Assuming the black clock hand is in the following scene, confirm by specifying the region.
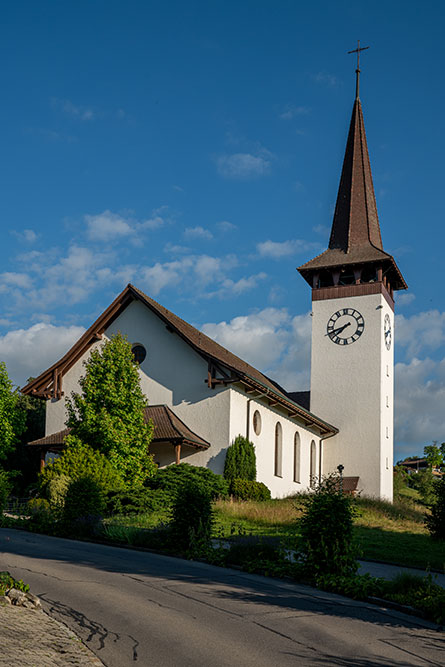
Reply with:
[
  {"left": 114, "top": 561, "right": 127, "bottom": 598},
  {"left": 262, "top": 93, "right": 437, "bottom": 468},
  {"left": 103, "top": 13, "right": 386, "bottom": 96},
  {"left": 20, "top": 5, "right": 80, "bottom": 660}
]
[{"left": 326, "top": 322, "right": 351, "bottom": 337}]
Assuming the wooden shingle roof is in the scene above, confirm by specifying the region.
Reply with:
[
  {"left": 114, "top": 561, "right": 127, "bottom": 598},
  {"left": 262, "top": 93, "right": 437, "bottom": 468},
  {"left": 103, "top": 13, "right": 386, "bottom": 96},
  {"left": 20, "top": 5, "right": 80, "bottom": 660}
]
[{"left": 28, "top": 405, "right": 210, "bottom": 450}]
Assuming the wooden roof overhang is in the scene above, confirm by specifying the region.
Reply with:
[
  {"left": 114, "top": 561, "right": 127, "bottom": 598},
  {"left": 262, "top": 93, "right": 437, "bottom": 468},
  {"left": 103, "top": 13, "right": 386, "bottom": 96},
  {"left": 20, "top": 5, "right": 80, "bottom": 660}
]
[{"left": 28, "top": 405, "right": 210, "bottom": 452}]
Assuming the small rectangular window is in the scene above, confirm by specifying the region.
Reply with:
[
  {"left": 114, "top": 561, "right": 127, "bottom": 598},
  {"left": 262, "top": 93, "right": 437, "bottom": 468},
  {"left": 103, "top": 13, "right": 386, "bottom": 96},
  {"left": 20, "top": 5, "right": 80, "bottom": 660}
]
[
  {"left": 386, "top": 457, "right": 389, "bottom": 470},
  {"left": 386, "top": 426, "right": 389, "bottom": 439},
  {"left": 386, "top": 395, "right": 389, "bottom": 408},
  {"left": 386, "top": 365, "right": 390, "bottom": 377}
]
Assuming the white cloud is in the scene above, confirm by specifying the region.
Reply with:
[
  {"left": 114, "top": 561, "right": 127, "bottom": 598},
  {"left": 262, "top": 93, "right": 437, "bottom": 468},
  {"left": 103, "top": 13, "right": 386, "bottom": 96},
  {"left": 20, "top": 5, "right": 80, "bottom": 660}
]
[
  {"left": 140, "top": 254, "right": 240, "bottom": 297},
  {"left": 396, "top": 310, "right": 445, "bottom": 358},
  {"left": 216, "top": 153, "right": 270, "bottom": 179},
  {"left": 52, "top": 98, "right": 95, "bottom": 121},
  {"left": 184, "top": 226, "right": 213, "bottom": 240},
  {"left": 202, "top": 309, "right": 311, "bottom": 390},
  {"left": 257, "top": 239, "right": 319, "bottom": 259},
  {"left": 395, "top": 292, "right": 415, "bottom": 307},
  {"left": 395, "top": 356, "right": 445, "bottom": 452},
  {"left": 314, "top": 72, "right": 339, "bottom": 87},
  {"left": 206, "top": 272, "right": 267, "bottom": 299},
  {"left": 0, "top": 272, "right": 33, "bottom": 289},
  {"left": 0, "top": 322, "right": 85, "bottom": 387},
  {"left": 313, "top": 224, "right": 330, "bottom": 238},
  {"left": 85, "top": 209, "right": 167, "bottom": 243},
  {"left": 12, "top": 229, "right": 38, "bottom": 243},
  {"left": 280, "top": 105, "right": 310, "bottom": 120},
  {"left": 86, "top": 211, "right": 133, "bottom": 242},
  {"left": 217, "top": 220, "right": 237, "bottom": 232}
]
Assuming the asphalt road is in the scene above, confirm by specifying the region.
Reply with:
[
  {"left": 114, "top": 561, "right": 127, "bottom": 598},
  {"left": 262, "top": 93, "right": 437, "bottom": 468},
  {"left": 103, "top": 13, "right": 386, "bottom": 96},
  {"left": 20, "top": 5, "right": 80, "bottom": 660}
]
[{"left": 0, "top": 528, "right": 443, "bottom": 667}]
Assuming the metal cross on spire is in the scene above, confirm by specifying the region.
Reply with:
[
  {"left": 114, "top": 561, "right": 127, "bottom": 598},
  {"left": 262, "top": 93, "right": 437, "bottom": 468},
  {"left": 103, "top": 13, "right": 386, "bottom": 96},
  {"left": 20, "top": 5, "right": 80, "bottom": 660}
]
[{"left": 348, "top": 40, "right": 370, "bottom": 99}]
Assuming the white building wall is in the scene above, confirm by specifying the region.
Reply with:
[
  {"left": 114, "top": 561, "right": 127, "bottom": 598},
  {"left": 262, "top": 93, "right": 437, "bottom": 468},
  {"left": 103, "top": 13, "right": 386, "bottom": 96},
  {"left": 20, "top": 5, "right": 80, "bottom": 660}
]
[
  {"left": 311, "top": 291, "right": 394, "bottom": 500},
  {"left": 229, "top": 386, "right": 321, "bottom": 498}
]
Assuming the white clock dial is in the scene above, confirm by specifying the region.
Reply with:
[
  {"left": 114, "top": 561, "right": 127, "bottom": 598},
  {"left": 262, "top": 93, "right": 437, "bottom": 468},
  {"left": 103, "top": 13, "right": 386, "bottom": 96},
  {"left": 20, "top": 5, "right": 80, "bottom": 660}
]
[
  {"left": 384, "top": 313, "right": 392, "bottom": 350},
  {"left": 326, "top": 308, "right": 365, "bottom": 345}
]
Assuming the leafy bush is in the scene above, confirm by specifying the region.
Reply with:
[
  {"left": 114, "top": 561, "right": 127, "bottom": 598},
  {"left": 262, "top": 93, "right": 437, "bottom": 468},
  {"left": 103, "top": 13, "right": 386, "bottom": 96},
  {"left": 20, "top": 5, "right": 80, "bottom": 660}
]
[
  {"left": 229, "top": 478, "right": 271, "bottom": 501},
  {"left": 224, "top": 435, "right": 256, "bottom": 481},
  {"left": 148, "top": 463, "right": 228, "bottom": 500},
  {"left": 171, "top": 479, "right": 214, "bottom": 556},
  {"left": 0, "top": 469, "right": 12, "bottom": 513},
  {"left": 0, "top": 571, "right": 29, "bottom": 596},
  {"left": 106, "top": 488, "right": 171, "bottom": 516},
  {"left": 39, "top": 437, "right": 124, "bottom": 498},
  {"left": 393, "top": 465, "right": 409, "bottom": 498},
  {"left": 298, "top": 473, "right": 359, "bottom": 580},
  {"left": 46, "top": 473, "right": 71, "bottom": 514},
  {"left": 63, "top": 477, "right": 106, "bottom": 536},
  {"left": 425, "top": 476, "right": 445, "bottom": 540},
  {"left": 382, "top": 572, "right": 445, "bottom": 625}
]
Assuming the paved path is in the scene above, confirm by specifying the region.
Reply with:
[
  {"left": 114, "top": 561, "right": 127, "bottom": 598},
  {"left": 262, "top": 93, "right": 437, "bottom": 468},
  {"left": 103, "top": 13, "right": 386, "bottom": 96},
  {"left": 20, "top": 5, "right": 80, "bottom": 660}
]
[
  {"left": 359, "top": 560, "right": 445, "bottom": 588},
  {"left": 1, "top": 528, "right": 444, "bottom": 667}
]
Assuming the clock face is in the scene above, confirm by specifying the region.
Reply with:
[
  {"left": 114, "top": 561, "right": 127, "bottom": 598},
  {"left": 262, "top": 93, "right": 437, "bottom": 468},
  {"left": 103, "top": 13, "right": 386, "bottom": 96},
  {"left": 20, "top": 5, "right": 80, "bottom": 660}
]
[
  {"left": 326, "top": 308, "right": 365, "bottom": 345},
  {"left": 384, "top": 313, "right": 392, "bottom": 350}
]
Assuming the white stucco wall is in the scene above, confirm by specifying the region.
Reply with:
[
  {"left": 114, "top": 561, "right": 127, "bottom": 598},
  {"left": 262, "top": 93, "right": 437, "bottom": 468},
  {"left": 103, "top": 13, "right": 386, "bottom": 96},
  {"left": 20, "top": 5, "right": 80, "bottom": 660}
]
[
  {"left": 311, "top": 292, "right": 394, "bottom": 500},
  {"left": 229, "top": 386, "right": 322, "bottom": 498}
]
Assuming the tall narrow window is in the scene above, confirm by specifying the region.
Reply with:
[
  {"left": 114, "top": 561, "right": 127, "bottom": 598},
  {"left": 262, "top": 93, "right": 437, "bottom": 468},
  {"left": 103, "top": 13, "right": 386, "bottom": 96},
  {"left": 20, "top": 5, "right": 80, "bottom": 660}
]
[
  {"left": 310, "top": 440, "right": 317, "bottom": 488},
  {"left": 274, "top": 422, "right": 282, "bottom": 477},
  {"left": 293, "top": 432, "right": 301, "bottom": 483}
]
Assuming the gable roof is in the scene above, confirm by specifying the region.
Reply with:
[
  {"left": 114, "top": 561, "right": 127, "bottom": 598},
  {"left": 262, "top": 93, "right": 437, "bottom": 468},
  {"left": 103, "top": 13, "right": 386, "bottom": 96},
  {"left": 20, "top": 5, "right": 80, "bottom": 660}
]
[{"left": 21, "top": 284, "right": 337, "bottom": 436}]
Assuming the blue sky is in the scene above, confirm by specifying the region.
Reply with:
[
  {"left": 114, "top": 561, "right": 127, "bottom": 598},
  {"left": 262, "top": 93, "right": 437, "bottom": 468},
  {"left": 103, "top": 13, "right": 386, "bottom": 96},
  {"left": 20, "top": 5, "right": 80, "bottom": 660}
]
[{"left": 1, "top": 0, "right": 444, "bottom": 460}]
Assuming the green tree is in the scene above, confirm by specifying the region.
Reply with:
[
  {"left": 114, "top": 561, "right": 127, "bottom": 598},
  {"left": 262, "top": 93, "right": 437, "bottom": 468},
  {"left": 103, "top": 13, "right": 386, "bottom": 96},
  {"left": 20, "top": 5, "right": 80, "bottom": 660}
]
[
  {"left": 0, "top": 362, "right": 25, "bottom": 462},
  {"left": 223, "top": 435, "right": 256, "bottom": 481},
  {"left": 425, "top": 477, "right": 445, "bottom": 540},
  {"left": 298, "top": 473, "right": 359, "bottom": 580},
  {"left": 66, "top": 333, "right": 156, "bottom": 487},
  {"left": 423, "top": 443, "right": 443, "bottom": 470},
  {"left": 5, "top": 381, "right": 45, "bottom": 493}
]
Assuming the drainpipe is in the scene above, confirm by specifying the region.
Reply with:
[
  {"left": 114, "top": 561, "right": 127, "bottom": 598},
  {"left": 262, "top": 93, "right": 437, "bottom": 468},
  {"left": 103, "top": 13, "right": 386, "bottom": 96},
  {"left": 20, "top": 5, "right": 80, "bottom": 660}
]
[
  {"left": 246, "top": 398, "right": 252, "bottom": 440},
  {"left": 319, "top": 430, "right": 337, "bottom": 483}
]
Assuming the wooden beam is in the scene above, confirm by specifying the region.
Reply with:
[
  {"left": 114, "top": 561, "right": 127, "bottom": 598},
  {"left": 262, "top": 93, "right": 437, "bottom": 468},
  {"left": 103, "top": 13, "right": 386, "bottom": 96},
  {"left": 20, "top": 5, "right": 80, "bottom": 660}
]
[{"left": 175, "top": 444, "right": 181, "bottom": 465}]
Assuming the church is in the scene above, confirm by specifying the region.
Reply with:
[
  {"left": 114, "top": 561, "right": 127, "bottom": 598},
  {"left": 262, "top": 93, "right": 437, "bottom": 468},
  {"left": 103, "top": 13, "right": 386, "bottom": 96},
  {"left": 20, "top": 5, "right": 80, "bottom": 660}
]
[{"left": 22, "top": 63, "right": 406, "bottom": 501}]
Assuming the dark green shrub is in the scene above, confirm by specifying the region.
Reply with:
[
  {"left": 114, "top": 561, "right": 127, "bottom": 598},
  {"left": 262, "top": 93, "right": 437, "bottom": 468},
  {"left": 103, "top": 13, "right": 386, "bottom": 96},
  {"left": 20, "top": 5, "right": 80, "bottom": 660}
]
[
  {"left": 229, "top": 478, "right": 271, "bottom": 501},
  {"left": 171, "top": 479, "right": 214, "bottom": 556},
  {"left": 393, "top": 465, "right": 409, "bottom": 498},
  {"left": 148, "top": 463, "right": 228, "bottom": 500},
  {"left": 298, "top": 473, "right": 359, "bottom": 580},
  {"left": 106, "top": 488, "right": 171, "bottom": 516},
  {"left": 63, "top": 477, "right": 106, "bottom": 536},
  {"left": 226, "top": 539, "right": 280, "bottom": 566},
  {"left": 0, "top": 469, "right": 12, "bottom": 512},
  {"left": 224, "top": 435, "right": 256, "bottom": 481},
  {"left": 425, "top": 476, "right": 445, "bottom": 540}
]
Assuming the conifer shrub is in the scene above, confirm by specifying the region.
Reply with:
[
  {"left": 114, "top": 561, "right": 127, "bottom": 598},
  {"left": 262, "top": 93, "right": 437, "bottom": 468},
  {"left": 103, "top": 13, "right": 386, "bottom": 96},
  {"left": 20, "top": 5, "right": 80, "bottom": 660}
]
[
  {"left": 170, "top": 479, "right": 214, "bottom": 555},
  {"left": 63, "top": 477, "right": 106, "bottom": 536},
  {"left": 106, "top": 487, "right": 171, "bottom": 516},
  {"left": 298, "top": 473, "right": 359, "bottom": 580},
  {"left": 229, "top": 478, "right": 271, "bottom": 501},
  {"left": 148, "top": 463, "right": 228, "bottom": 500},
  {"left": 425, "top": 476, "right": 445, "bottom": 540},
  {"left": 223, "top": 435, "right": 256, "bottom": 482}
]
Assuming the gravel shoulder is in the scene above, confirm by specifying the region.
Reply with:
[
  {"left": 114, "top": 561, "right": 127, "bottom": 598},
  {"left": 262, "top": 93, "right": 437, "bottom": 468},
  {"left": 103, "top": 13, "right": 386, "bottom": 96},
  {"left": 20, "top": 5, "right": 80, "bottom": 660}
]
[{"left": 0, "top": 604, "right": 104, "bottom": 666}]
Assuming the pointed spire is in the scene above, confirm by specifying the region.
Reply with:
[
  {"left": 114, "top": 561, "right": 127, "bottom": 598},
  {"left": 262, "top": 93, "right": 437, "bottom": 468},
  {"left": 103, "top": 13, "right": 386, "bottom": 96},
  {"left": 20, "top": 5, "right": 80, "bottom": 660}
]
[{"left": 328, "top": 96, "right": 383, "bottom": 253}]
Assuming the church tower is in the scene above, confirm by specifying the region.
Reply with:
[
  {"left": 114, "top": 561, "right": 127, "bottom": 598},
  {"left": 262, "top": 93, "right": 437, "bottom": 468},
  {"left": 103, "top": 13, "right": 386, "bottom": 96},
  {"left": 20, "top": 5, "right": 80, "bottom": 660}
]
[{"left": 298, "top": 50, "right": 407, "bottom": 500}]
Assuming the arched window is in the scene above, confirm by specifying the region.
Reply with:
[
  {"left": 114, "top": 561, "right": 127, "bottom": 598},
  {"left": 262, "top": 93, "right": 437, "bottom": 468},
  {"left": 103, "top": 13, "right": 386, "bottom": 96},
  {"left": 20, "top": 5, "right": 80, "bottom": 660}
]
[
  {"left": 293, "top": 432, "right": 301, "bottom": 483},
  {"left": 253, "top": 410, "right": 262, "bottom": 436},
  {"left": 310, "top": 440, "right": 317, "bottom": 488},
  {"left": 274, "top": 422, "right": 282, "bottom": 477}
]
